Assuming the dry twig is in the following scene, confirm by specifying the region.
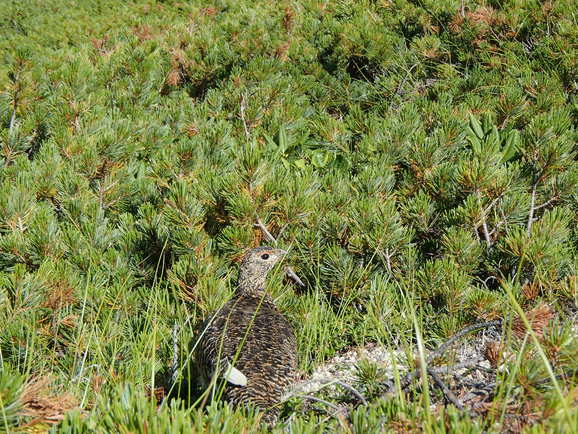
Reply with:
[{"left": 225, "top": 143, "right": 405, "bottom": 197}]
[
  {"left": 301, "top": 395, "right": 343, "bottom": 413},
  {"left": 429, "top": 357, "right": 487, "bottom": 376},
  {"left": 333, "top": 380, "right": 367, "bottom": 405},
  {"left": 300, "top": 395, "right": 351, "bottom": 428},
  {"left": 427, "top": 368, "right": 465, "bottom": 410},
  {"left": 428, "top": 320, "right": 502, "bottom": 363},
  {"left": 255, "top": 217, "right": 276, "bottom": 243},
  {"left": 286, "top": 377, "right": 367, "bottom": 405}
]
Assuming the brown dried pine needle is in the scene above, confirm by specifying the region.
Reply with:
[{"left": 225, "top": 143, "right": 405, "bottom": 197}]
[
  {"left": 512, "top": 304, "right": 554, "bottom": 340},
  {"left": 19, "top": 376, "right": 77, "bottom": 424}
]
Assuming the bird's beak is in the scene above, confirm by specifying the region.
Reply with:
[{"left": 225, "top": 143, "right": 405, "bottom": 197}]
[{"left": 275, "top": 248, "right": 288, "bottom": 256}]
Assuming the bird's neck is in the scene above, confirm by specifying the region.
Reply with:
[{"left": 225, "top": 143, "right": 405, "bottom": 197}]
[{"left": 235, "top": 272, "right": 272, "bottom": 301}]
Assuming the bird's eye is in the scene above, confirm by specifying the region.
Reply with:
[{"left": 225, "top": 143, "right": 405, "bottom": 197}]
[{"left": 261, "top": 253, "right": 270, "bottom": 260}]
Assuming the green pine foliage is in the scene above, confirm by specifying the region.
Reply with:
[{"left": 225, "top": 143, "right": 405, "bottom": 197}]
[{"left": 1, "top": 0, "right": 577, "bottom": 431}]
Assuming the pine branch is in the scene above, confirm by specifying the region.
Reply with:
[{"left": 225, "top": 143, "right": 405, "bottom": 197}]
[
  {"left": 240, "top": 94, "right": 250, "bottom": 138},
  {"left": 9, "top": 84, "right": 21, "bottom": 137},
  {"left": 531, "top": 367, "right": 578, "bottom": 387},
  {"left": 527, "top": 181, "right": 538, "bottom": 235},
  {"left": 9, "top": 101, "right": 17, "bottom": 134}
]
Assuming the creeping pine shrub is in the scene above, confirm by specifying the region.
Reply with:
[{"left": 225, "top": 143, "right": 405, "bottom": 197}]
[{"left": 0, "top": 0, "right": 577, "bottom": 431}]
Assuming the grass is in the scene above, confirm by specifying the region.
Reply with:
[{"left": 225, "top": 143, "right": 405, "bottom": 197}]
[{"left": 1, "top": 0, "right": 577, "bottom": 431}]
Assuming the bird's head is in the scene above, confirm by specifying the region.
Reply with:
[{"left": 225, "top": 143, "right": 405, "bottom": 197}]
[{"left": 236, "top": 246, "right": 287, "bottom": 297}]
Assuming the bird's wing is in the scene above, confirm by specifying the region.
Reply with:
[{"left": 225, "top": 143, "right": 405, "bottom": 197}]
[{"left": 222, "top": 359, "right": 247, "bottom": 386}]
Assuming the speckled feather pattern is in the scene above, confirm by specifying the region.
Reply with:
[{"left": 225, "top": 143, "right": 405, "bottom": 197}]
[{"left": 194, "top": 247, "right": 297, "bottom": 420}]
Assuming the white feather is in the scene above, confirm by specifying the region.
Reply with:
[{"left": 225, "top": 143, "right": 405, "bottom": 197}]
[{"left": 223, "top": 361, "right": 247, "bottom": 386}]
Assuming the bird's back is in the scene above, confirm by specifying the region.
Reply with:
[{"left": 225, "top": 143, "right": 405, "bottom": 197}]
[{"left": 195, "top": 295, "right": 297, "bottom": 411}]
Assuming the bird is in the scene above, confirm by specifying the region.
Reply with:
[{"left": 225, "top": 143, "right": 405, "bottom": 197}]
[{"left": 194, "top": 246, "right": 297, "bottom": 423}]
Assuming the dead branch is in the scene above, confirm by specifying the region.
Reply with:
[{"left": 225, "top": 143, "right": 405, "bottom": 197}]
[
  {"left": 381, "top": 320, "right": 502, "bottom": 397},
  {"left": 489, "top": 219, "right": 506, "bottom": 237},
  {"left": 333, "top": 379, "right": 368, "bottom": 405},
  {"left": 428, "top": 320, "right": 502, "bottom": 363},
  {"left": 383, "top": 248, "right": 392, "bottom": 272},
  {"left": 284, "top": 377, "right": 367, "bottom": 405},
  {"left": 9, "top": 101, "right": 17, "bottom": 134},
  {"left": 428, "top": 368, "right": 465, "bottom": 410},
  {"left": 533, "top": 195, "right": 558, "bottom": 211},
  {"left": 284, "top": 266, "right": 305, "bottom": 287},
  {"left": 255, "top": 217, "right": 276, "bottom": 243},
  {"left": 429, "top": 357, "right": 486, "bottom": 376},
  {"left": 301, "top": 395, "right": 344, "bottom": 414},
  {"left": 19, "top": 376, "right": 77, "bottom": 424},
  {"left": 475, "top": 193, "right": 503, "bottom": 248}
]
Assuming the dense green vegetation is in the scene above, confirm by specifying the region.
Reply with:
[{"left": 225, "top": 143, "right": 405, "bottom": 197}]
[{"left": 1, "top": 0, "right": 577, "bottom": 431}]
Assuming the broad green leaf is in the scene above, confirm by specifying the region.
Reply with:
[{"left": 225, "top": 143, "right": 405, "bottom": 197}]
[{"left": 469, "top": 114, "right": 484, "bottom": 139}]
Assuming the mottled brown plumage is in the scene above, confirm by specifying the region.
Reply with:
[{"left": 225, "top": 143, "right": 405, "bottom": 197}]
[{"left": 194, "top": 247, "right": 297, "bottom": 421}]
